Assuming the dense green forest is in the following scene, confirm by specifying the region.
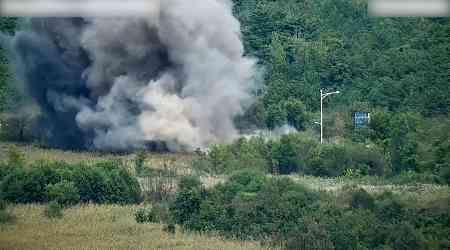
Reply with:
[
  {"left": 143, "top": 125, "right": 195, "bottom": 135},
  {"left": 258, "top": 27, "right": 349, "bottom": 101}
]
[{"left": 233, "top": 0, "right": 449, "bottom": 122}]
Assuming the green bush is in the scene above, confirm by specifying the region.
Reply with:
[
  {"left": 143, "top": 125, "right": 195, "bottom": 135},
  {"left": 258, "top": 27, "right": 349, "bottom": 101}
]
[
  {"left": 439, "top": 166, "right": 450, "bottom": 185},
  {"left": 309, "top": 144, "right": 350, "bottom": 177},
  {"left": 270, "top": 133, "right": 319, "bottom": 175},
  {"left": 171, "top": 174, "right": 320, "bottom": 239},
  {"left": 0, "top": 209, "right": 15, "bottom": 224},
  {"left": 386, "top": 222, "right": 426, "bottom": 250},
  {"left": 0, "top": 162, "right": 60, "bottom": 203},
  {"left": 134, "top": 151, "right": 147, "bottom": 176},
  {"left": 163, "top": 222, "right": 176, "bottom": 235},
  {"left": 44, "top": 201, "right": 63, "bottom": 219},
  {"left": 46, "top": 180, "right": 80, "bottom": 207},
  {"left": 0, "top": 160, "right": 141, "bottom": 204},
  {"left": 178, "top": 175, "right": 202, "bottom": 191},
  {"left": 0, "top": 199, "right": 7, "bottom": 210},
  {"left": 169, "top": 171, "right": 449, "bottom": 249},
  {"left": 135, "top": 203, "right": 170, "bottom": 224},
  {"left": 350, "top": 188, "right": 375, "bottom": 210},
  {"left": 0, "top": 199, "right": 15, "bottom": 224},
  {"left": 170, "top": 177, "right": 206, "bottom": 230},
  {"left": 282, "top": 219, "right": 335, "bottom": 250},
  {"left": 135, "top": 207, "right": 157, "bottom": 223},
  {"left": 374, "top": 192, "right": 406, "bottom": 223}
]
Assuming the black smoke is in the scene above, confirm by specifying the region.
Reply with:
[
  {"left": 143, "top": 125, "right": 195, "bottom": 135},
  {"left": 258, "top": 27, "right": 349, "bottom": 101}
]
[{"left": 2, "top": 0, "right": 258, "bottom": 151}]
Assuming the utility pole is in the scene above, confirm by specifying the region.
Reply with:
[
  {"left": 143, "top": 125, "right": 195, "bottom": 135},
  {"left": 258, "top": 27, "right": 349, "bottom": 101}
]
[{"left": 319, "top": 89, "right": 340, "bottom": 144}]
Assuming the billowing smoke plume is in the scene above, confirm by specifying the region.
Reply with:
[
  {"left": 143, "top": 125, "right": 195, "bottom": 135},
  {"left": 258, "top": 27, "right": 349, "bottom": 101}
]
[{"left": 3, "top": 0, "right": 258, "bottom": 151}]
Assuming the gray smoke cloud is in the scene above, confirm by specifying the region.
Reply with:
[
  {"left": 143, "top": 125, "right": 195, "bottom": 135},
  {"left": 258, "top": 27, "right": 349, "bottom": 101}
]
[{"left": 3, "top": 0, "right": 258, "bottom": 151}]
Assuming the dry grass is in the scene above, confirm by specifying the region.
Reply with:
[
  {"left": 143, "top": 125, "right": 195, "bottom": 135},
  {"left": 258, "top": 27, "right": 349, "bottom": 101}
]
[
  {"left": 0, "top": 142, "right": 193, "bottom": 173},
  {"left": 292, "top": 175, "right": 450, "bottom": 202},
  {"left": 0, "top": 204, "right": 271, "bottom": 250}
]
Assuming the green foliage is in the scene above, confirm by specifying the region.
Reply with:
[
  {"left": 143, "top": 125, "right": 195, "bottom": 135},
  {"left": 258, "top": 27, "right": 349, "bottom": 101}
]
[
  {"left": 440, "top": 166, "right": 450, "bottom": 185},
  {"left": 194, "top": 137, "right": 270, "bottom": 175},
  {"left": 0, "top": 199, "right": 15, "bottom": 224},
  {"left": 309, "top": 143, "right": 351, "bottom": 177},
  {"left": 6, "top": 145, "right": 25, "bottom": 166},
  {"left": 0, "top": 208, "right": 15, "bottom": 224},
  {"left": 170, "top": 175, "right": 205, "bottom": 230},
  {"left": 171, "top": 173, "right": 320, "bottom": 239},
  {"left": 135, "top": 203, "right": 170, "bottom": 224},
  {"left": 284, "top": 99, "right": 308, "bottom": 130},
  {"left": 169, "top": 169, "right": 449, "bottom": 249},
  {"left": 271, "top": 133, "right": 318, "bottom": 174},
  {"left": 195, "top": 132, "right": 390, "bottom": 178},
  {"left": 44, "top": 201, "right": 63, "bottom": 219},
  {"left": 46, "top": 180, "right": 80, "bottom": 207},
  {"left": 386, "top": 222, "right": 427, "bottom": 250},
  {"left": 163, "top": 222, "right": 176, "bottom": 235},
  {"left": 135, "top": 207, "right": 157, "bottom": 223},
  {"left": 0, "top": 160, "right": 141, "bottom": 204},
  {"left": 233, "top": 0, "right": 450, "bottom": 120},
  {"left": 178, "top": 175, "right": 202, "bottom": 191},
  {"left": 134, "top": 151, "right": 147, "bottom": 176},
  {"left": 350, "top": 188, "right": 375, "bottom": 210},
  {"left": 0, "top": 162, "right": 60, "bottom": 203},
  {"left": 374, "top": 192, "right": 406, "bottom": 223}
]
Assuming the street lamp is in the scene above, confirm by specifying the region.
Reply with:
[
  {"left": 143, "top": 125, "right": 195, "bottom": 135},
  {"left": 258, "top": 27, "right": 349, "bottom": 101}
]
[{"left": 318, "top": 89, "right": 340, "bottom": 144}]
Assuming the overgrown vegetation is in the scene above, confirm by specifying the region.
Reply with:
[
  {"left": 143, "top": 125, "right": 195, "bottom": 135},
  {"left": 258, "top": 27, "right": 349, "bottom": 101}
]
[
  {"left": 194, "top": 132, "right": 448, "bottom": 184},
  {"left": 0, "top": 199, "right": 15, "bottom": 224},
  {"left": 169, "top": 170, "right": 450, "bottom": 249},
  {"left": 0, "top": 152, "right": 142, "bottom": 204}
]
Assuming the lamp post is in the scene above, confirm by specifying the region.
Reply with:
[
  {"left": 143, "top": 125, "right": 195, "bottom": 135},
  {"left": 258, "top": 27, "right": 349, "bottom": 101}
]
[{"left": 319, "top": 89, "right": 340, "bottom": 144}]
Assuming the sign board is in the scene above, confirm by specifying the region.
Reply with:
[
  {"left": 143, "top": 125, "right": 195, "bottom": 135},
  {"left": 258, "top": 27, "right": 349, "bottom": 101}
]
[{"left": 353, "top": 112, "right": 370, "bottom": 128}]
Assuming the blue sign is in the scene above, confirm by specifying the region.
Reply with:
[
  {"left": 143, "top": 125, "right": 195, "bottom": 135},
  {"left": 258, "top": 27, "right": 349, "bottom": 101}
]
[{"left": 354, "top": 112, "right": 370, "bottom": 128}]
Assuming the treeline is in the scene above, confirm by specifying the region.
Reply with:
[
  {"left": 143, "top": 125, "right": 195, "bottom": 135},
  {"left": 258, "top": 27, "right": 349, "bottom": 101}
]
[{"left": 194, "top": 111, "right": 450, "bottom": 184}]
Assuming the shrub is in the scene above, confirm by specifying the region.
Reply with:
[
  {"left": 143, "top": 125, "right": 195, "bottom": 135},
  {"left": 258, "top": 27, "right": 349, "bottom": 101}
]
[
  {"left": 45, "top": 201, "right": 63, "bottom": 219},
  {"left": 439, "top": 165, "right": 450, "bottom": 185},
  {"left": 270, "top": 133, "right": 319, "bottom": 175},
  {"left": 135, "top": 207, "right": 157, "bottom": 223},
  {"left": 46, "top": 180, "right": 80, "bottom": 207},
  {"left": 0, "top": 162, "right": 60, "bottom": 203},
  {"left": 170, "top": 182, "right": 205, "bottom": 230},
  {"left": 374, "top": 192, "right": 405, "bottom": 223},
  {"left": 0, "top": 199, "right": 15, "bottom": 224},
  {"left": 346, "top": 143, "right": 387, "bottom": 176},
  {"left": 163, "top": 222, "right": 176, "bottom": 235},
  {"left": 134, "top": 151, "right": 147, "bottom": 176},
  {"left": 309, "top": 144, "right": 351, "bottom": 177},
  {"left": 6, "top": 145, "right": 25, "bottom": 166},
  {"left": 135, "top": 203, "right": 171, "bottom": 224},
  {"left": 0, "top": 209, "right": 15, "bottom": 224},
  {"left": 0, "top": 160, "right": 141, "bottom": 204},
  {"left": 178, "top": 175, "right": 202, "bottom": 191},
  {"left": 386, "top": 222, "right": 426, "bottom": 250},
  {"left": 227, "top": 169, "right": 267, "bottom": 192},
  {"left": 98, "top": 161, "right": 142, "bottom": 204},
  {"left": 170, "top": 173, "right": 320, "bottom": 239},
  {"left": 350, "top": 188, "right": 375, "bottom": 210},
  {"left": 282, "top": 219, "right": 334, "bottom": 250},
  {"left": 0, "top": 199, "right": 7, "bottom": 210}
]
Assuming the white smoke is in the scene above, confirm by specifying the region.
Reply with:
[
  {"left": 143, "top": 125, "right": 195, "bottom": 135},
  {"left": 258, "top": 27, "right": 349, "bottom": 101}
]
[{"left": 6, "top": 0, "right": 258, "bottom": 151}]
